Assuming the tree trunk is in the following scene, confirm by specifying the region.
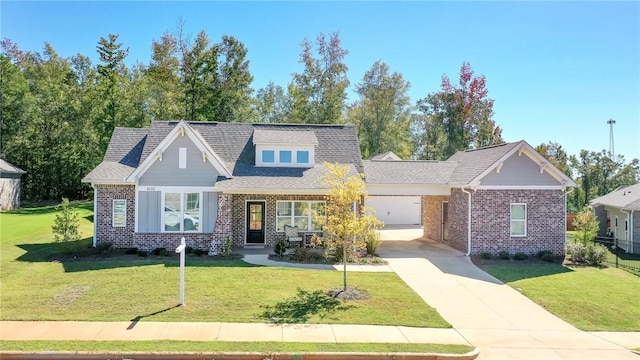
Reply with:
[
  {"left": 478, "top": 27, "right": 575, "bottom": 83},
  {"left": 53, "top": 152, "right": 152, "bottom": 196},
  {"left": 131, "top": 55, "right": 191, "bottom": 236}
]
[{"left": 343, "top": 245, "right": 347, "bottom": 291}]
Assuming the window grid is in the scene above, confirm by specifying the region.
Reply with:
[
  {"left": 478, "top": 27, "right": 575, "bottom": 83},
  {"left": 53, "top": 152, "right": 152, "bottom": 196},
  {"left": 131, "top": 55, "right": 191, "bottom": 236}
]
[{"left": 276, "top": 201, "right": 325, "bottom": 232}]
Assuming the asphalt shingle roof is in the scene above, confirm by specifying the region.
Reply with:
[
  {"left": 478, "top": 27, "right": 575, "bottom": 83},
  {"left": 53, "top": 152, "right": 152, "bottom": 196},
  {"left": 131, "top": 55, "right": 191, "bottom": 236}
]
[
  {"left": 446, "top": 141, "right": 522, "bottom": 184},
  {"left": 364, "top": 160, "right": 457, "bottom": 184},
  {"left": 252, "top": 129, "right": 318, "bottom": 145},
  {"left": 82, "top": 127, "right": 148, "bottom": 183},
  {"left": 590, "top": 183, "right": 640, "bottom": 210},
  {"left": 0, "top": 158, "right": 26, "bottom": 174},
  {"left": 85, "top": 121, "right": 363, "bottom": 189}
]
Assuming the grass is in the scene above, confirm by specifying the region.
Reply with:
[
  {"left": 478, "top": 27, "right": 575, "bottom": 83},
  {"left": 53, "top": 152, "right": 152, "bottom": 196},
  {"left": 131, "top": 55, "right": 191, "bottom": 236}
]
[
  {"left": 0, "top": 340, "right": 474, "bottom": 354},
  {"left": 0, "top": 203, "right": 449, "bottom": 328},
  {"left": 477, "top": 262, "right": 640, "bottom": 331}
]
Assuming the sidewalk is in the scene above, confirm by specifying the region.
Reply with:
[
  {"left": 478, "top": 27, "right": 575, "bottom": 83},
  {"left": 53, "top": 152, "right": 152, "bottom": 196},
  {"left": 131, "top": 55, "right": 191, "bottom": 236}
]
[{"left": 0, "top": 321, "right": 468, "bottom": 345}]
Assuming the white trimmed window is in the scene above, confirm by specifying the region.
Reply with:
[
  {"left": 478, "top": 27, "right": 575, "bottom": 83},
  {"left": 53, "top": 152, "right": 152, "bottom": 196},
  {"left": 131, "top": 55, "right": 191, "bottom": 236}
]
[
  {"left": 262, "top": 150, "right": 275, "bottom": 163},
  {"left": 179, "top": 148, "right": 187, "bottom": 168},
  {"left": 163, "top": 192, "right": 200, "bottom": 232},
  {"left": 510, "top": 203, "right": 527, "bottom": 237},
  {"left": 276, "top": 201, "right": 325, "bottom": 231},
  {"left": 113, "top": 200, "right": 127, "bottom": 227}
]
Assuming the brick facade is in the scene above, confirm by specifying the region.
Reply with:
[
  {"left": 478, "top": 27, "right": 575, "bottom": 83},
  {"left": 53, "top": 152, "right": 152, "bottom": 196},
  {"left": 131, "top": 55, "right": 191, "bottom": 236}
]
[
  {"left": 96, "top": 186, "right": 233, "bottom": 253},
  {"left": 422, "top": 195, "right": 450, "bottom": 241},
  {"left": 447, "top": 189, "right": 566, "bottom": 256},
  {"left": 231, "top": 194, "right": 325, "bottom": 246},
  {"left": 95, "top": 184, "right": 136, "bottom": 248}
]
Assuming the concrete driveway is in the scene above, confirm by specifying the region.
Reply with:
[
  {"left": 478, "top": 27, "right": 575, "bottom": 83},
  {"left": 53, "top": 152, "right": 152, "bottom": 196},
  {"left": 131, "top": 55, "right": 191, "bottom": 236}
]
[{"left": 378, "top": 238, "right": 639, "bottom": 360}]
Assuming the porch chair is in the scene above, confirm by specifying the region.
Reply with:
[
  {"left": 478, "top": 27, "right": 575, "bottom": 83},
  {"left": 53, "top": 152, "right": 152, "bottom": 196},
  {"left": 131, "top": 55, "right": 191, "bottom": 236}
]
[{"left": 284, "top": 225, "right": 303, "bottom": 247}]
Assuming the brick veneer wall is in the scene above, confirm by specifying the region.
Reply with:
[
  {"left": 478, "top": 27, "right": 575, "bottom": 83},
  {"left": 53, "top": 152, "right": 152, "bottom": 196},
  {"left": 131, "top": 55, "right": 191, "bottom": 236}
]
[
  {"left": 422, "top": 195, "right": 450, "bottom": 241},
  {"left": 447, "top": 188, "right": 565, "bottom": 256},
  {"left": 95, "top": 184, "right": 136, "bottom": 248},
  {"left": 471, "top": 189, "right": 565, "bottom": 256},
  {"left": 448, "top": 188, "right": 469, "bottom": 253},
  {"left": 231, "top": 194, "right": 325, "bottom": 246}
]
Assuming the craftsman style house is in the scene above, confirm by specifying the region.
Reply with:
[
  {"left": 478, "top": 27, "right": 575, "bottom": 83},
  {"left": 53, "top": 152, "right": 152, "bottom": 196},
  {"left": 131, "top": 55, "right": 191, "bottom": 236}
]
[{"left": 83, "top": 121, "right": 576, "bottom": 256}]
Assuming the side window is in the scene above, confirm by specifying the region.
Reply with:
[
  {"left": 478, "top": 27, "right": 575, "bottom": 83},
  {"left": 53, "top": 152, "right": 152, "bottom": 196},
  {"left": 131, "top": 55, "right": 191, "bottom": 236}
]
[
  {"left": 113, "top": 200, "right": 127, "bottom": 227},
  {"left": 510, "top": 203, "right": 526, "bottom": 237},
  {"left": 179, "top": 148, "right": 187, "bottom": 169}
]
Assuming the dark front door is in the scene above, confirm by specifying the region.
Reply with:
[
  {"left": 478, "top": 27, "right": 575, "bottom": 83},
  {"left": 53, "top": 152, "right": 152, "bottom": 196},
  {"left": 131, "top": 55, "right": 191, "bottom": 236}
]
[
  {"left": 246, "top": 202, "right": 265, "bottom": 244},
  {"left": 442, "top": 201, "right": 449, "bottom": 242}
]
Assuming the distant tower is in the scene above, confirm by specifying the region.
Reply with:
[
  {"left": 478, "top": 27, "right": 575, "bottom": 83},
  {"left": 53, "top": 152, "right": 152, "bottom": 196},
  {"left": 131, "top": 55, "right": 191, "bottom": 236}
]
[{"left": 607, "top": 119, "right": 616, "bottom": 158}]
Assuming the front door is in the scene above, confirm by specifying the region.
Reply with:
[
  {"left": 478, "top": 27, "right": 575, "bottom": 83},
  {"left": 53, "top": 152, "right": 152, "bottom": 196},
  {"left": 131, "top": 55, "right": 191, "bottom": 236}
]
[
  {"left": 442, "top": 201, "right": 449, "bottom": 242},
  {"left": 246, "top": 201, "right": 265, "bottom": 244}
]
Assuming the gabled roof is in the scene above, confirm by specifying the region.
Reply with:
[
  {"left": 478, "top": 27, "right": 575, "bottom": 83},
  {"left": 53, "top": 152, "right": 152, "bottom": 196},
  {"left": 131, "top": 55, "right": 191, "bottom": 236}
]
[
  {"left": 0, "top": 158, "right": 26, "bottom": 174},
  {"left": 252, "top": 129, "right": 318, "bottom": 145},
  {"left": 82, "top": 128, "right": 147, "bottom": 183},
  {"left": 370, "top": 151, "right": 402, "bottom": 161},
  {"left": 364, "top": 160, "right": 457, "bottom": 184},
  {"left": 590, "top": 183, "right": 640, "bottom": 210},
  {"left": 447, "top": 140, "right": 577, "bottom": 187},
  {"left": 84, "top": 121, "right": 364, "bottom": 190},
  {"left": 127, "top": 121, "right": 232, "bottom": 181}
]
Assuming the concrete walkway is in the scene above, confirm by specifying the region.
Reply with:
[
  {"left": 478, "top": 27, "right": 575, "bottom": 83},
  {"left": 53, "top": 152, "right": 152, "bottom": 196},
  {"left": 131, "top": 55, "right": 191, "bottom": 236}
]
[
  {"left": 378, "top": 239, "right": 640, "bottom": 360},
  {"left": 0, "top": 321, "right": 468, "bottom": 345}
]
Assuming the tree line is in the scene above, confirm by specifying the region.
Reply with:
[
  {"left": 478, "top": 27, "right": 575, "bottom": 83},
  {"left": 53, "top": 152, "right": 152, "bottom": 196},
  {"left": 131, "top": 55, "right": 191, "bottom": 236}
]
[{"left": 0, "top": 27, "right": 637, "bottom": 206}]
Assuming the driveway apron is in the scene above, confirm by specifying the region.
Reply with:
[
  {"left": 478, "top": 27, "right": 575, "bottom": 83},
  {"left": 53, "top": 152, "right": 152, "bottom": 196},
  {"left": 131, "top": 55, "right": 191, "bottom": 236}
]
[{"left": 378, "top": 239, "right": 639, "bottom": 360}]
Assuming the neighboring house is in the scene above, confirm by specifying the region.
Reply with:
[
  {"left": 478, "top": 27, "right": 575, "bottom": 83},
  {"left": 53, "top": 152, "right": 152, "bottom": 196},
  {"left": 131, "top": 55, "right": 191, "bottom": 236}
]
[
  {"left": 0, "top": 158, "right": 26, "bottom": 211},
  {"left": 364, "top": 141, "right": 576, "bottom": 256},
  {"left": 590, "top": 183, "right": 640, "bottom": 254},
  {"left": 84, "top": 121, "right": 576, "bottom": 256}
]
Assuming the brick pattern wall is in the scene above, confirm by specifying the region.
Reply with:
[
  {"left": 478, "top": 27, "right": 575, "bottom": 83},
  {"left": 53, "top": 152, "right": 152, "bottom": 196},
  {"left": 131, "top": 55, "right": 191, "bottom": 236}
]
[
  {"left": 422, "top": 195, "right": 450, "bottom": 241},
  {"left": 231, "top": 194, "right": 325, "bottom": 246},
  {"left": 448, "top": 188, "right": 469, "bottom": 253},
  {"left": 209, "top": 194, "right": 232, "bottom": 255},
  {"left": 594, "top": 205, "right": 609, "bottom": 236},
  {"left": 95, "top": 184, "right": 136, "bottom": 248},
  {"left": 469, "top": 189, "right": 565, "bottom": 256}
]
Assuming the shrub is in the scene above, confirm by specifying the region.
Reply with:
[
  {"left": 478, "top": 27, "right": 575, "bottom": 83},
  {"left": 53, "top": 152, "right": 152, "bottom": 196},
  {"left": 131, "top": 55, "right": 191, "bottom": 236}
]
[
  {"left": 289, "top": 247, "right": 322, "bottom": 262},
  {"left": 152, "top": 247, "right": 168, "bottom": 256},
  {"left": 586, "top": 243, "right": 608, "bottom": 266},
  {"left": 513, "top": 252, "right": 528, "bottom": 261},
  {"left": 96, "top": 241, "right": 114, "bottom": 257},
  {"left": 193, "top": 249, "right": 205, "bottom": 256},
  {"left": 498, "top": 251, "right": 511, "bottom": 260},
  {"left": 480, "top": 252, "right": 492, "bottom": 260},
  {"left": 137, "top": 250, "right": 148, "bottom": 257},
  {"left": 274, "top": 238, "right": 287, "bottom": 257},
  {"left": 365, "top": 230, "right": 382, "bottom": 255},
  {"left": 566, "top": 241, "right": 587, "bottom": 263},
  {"left": 51, "top": 198, "right": 81, "bottom": 253},
  {"left": 541, "top": 252, "right": 555, "bottom": 262},
  {"left": 185, "top": 246, "right": 194, "bottom": 254},
  {"left": 124, "top": 248, "right": 138, "bottom": 255},
  {"left": 221, "top": 236, "right": 233, "bottom": 257}
]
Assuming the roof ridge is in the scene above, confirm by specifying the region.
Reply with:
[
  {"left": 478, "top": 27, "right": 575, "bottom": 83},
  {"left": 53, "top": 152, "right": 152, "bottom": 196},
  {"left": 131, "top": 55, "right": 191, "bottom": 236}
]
[
  {"left": 149, "top": 120, "right": 355, "bottom": 128},
  {"left": 463, "top": 141, "right": 520, "bottom": 153}
]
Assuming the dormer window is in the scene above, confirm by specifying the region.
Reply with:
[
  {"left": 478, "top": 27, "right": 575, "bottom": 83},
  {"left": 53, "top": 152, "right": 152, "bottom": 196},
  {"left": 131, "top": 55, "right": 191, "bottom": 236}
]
[{"left": 253, "top": 128, "right": 318, "bottom": 168}]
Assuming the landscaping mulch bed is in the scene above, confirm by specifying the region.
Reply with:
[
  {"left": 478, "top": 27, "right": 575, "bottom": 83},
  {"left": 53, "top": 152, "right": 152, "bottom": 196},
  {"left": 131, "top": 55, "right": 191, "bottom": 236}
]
[
  {"left": 268, "top": 254, "right": 388, "bottom": 266},
  {"left": 470, "top": 254, "right": 564, "bottom": 267}
]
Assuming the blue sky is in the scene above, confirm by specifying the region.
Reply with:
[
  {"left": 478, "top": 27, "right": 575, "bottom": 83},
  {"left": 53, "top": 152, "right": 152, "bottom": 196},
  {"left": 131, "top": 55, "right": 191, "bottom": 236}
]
[{"left": 2, "top": 1, "right": 639, "bottom": 161}]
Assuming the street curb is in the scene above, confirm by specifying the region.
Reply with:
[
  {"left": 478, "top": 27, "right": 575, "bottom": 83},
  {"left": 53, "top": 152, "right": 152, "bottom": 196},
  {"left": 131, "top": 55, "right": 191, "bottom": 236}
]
[{"left": 1, "top": 348, "right": 480, "bottom": 360}]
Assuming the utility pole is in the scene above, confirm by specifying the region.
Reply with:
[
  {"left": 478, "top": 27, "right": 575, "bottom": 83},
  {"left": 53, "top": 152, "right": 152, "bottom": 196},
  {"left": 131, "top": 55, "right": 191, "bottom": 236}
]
[{"left": 607, "top": 119, "right": 616, "bottom": 159}]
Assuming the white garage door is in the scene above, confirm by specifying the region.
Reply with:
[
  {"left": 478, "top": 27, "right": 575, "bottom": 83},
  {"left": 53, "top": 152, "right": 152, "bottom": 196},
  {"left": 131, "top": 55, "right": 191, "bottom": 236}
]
[{"left": 366, "top": 196, "right": 421, "bottom": 225}]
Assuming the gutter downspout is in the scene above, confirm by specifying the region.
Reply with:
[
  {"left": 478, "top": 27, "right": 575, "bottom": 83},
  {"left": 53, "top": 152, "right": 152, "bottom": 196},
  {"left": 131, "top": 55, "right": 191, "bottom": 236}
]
[
  {"left": 621, "top": 209, "right": 633, "bottom": 254},
  {"left": 461, "top": 187, "right": 472, "bottom": 256},
  {"left": 92, "top": 184, "right": 97, "bottom": 248}
]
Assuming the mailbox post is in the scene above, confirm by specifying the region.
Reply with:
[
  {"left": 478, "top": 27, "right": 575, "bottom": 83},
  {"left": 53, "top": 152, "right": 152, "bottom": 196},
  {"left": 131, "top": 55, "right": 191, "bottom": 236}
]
[{"left": 175, "top": 237, "right": 186, "bottom": 306}]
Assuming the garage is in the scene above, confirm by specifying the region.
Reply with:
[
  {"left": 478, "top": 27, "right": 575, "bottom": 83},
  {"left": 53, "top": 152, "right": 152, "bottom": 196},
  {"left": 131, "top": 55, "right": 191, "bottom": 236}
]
[{"left": 366, "top": 196, "right": 421, "bottom": 225}]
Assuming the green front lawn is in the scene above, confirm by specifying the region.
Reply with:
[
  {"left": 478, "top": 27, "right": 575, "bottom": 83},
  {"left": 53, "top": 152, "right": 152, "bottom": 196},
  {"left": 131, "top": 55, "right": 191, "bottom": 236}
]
[
  {"left": 0, "top": 204, "right": 449, "bottom": 328},
  {"left": 477, "top": 262, "right": 640, "bottom": 331},
  {"left": 0, "top": 341, "right": 473, "bottom": 354}
]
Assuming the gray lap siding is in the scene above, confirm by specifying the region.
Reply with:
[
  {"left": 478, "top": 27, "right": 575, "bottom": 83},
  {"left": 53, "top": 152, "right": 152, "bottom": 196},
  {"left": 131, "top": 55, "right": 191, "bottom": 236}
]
[{"left": 448, "top": 189, "right": 565, "bottom": 256}]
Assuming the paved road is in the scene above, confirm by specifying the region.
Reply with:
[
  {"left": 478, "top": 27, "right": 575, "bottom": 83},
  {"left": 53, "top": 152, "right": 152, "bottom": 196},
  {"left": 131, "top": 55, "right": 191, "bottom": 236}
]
[{"left": 378, "top": 239, "right": 640, "bottom": 360}]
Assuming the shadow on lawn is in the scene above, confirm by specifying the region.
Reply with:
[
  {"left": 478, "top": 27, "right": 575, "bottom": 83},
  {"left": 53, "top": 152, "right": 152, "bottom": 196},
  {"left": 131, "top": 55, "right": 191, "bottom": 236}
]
[
  {"left": 476, "top": 261, "right": 574, "bottom": 283},
  {"left": 260, "top": 288, "right": 354, "bottom": 324},
  {"left": 16, "top": 239, "right": 257, "bottom": 272},
  {"left": 7, "top": 201, "right": 93, "bottom": 216}
]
